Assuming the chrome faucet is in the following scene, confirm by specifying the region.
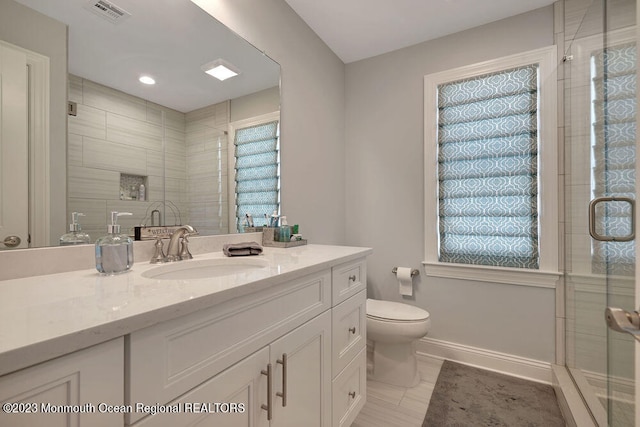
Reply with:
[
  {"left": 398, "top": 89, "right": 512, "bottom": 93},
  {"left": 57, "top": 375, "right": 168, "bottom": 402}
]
[{"left": 166, "top": 225, "right": 197, "bottom": 262}]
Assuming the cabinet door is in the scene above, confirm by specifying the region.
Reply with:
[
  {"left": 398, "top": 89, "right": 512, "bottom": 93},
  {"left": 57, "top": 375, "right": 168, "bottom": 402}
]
[
  {"left": 0, "top": 338, "right": 124, "bottom": 427},
  {"left": 270, "top": 311, "right": 331, "bottom": 427},
  {"left": 133, "top": 347, "right": 270, "bottom": 427}
]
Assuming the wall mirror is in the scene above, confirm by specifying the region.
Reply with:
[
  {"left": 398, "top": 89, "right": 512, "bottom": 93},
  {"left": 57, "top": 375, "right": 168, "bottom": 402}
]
[{"left": 0, "top": 0, "right": 280, "bottom": 249}]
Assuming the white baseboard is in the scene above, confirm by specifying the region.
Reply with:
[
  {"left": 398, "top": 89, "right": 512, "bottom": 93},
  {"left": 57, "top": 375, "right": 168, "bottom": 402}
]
[{"left": 416, "top": 337, "right": 553, "bottom": 384}]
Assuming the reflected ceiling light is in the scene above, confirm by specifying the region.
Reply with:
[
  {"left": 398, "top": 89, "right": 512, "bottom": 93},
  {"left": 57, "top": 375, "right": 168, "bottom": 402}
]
[
  {"left": 139, "top": 75, "right": 156, "bottom": 85},
  {"left": 202, "top": 59, "right": 240, "bottom": 81}
]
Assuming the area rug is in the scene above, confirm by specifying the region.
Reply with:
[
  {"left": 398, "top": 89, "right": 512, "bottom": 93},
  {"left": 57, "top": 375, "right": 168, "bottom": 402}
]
[{"left": 422, "top": 361, "right": 565, "bottom": 427}]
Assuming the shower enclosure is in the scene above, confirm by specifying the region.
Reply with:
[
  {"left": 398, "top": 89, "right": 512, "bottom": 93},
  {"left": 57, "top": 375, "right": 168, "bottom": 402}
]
[{"left": 563, "top": 0, "right": 639, "bottom": 425}]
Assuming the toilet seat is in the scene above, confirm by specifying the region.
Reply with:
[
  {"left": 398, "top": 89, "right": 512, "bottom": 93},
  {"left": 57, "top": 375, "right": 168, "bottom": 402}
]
[{"left": 366, "top": 299, "right": 429, "bottom": 322}]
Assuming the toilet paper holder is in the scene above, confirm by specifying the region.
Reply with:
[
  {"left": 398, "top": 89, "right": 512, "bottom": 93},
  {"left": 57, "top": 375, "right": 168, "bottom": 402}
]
[{"left": 392, "top": 267, "right": 420, "bottom": 277}]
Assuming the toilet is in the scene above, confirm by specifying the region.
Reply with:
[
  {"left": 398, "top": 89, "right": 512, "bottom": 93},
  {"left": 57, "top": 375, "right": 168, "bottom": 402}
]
[{"left": 366, "top": 298, "right": 431, "bottom": 387}]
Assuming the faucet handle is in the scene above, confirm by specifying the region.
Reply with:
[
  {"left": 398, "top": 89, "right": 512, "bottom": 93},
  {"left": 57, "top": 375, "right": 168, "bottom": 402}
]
[
  {"left": 150, "top": 237, "right": 167, "bottom": 264},
  {"left": 179, "top": 234, "right": 193, "bottom": 260}
]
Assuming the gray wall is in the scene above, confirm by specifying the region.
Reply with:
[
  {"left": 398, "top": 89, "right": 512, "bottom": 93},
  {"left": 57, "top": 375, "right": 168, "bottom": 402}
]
[
  {"left": 344, "top": 6, "right": 557, "bottom": 362},
  {"left": 196, "top": 0, "right": 347, "bottom": 245},
  {"left": 0, "top": 0, "right": 67, "bottom": 244},
  {"left": 230, "top": 86, "right": 280, "bottom": 123}
]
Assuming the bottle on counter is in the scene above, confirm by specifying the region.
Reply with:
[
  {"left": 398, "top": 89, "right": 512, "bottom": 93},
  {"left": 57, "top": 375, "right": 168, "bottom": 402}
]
[
  {"left": 95, "top": 212, "right": 134, "bottom": 275},
  {"left": 279, "top": 215, "right": 291, "bottom": 242},
  {"left": 59, "top": 212, "right": 91, "bottom": 245}
]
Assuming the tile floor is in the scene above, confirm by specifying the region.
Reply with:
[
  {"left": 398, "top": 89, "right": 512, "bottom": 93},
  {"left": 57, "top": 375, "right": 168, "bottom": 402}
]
[{"left": 351, "top": 354, "right": 444, "bottom": 427}]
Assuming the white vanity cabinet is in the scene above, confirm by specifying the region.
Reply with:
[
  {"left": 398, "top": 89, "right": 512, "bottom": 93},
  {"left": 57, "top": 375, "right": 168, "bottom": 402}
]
[
  {"left": 132, "top": 312, "right": 332, "bottom": 427},
  {"left": 128, "top": 257, "right": 368, "bottom": 427},
  {"left": 127, "top": 268, "right": 334, "bottom": 426},
  {"left": 0, "top": 246, "right": 370, "bottom": 427},
  {"left": 0, "top": 338, "right": 124, "bottom": 427}
]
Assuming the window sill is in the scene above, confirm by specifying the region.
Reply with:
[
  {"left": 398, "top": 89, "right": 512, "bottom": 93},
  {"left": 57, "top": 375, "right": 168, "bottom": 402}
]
[{"left": 422, "top": 262, "right": 561, "bottom": 288}]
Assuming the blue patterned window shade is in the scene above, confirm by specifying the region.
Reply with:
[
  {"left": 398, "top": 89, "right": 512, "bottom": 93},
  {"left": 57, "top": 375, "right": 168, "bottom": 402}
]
[
  {"left": 437, "top": 65, "right": 539, "bottom": 269},
  {"left": 591, "top": 43, "right": 636, "bottom": 276},
  {"left": 234, "top": 120, "right": 279, "bottom": 231}
]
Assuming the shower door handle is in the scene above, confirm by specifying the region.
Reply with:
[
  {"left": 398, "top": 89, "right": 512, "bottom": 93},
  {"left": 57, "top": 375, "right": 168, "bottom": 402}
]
[
  {"left": 589, "top": 197, "right": 635, "bottom": 242},
  {"left": 605, "top": 307, "right": 640, "bottom": 338}
]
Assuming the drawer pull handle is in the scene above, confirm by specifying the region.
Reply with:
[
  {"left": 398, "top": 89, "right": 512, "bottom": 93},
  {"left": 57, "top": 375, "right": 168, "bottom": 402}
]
[
  {"left": 349, "top": 391, "right": 356, "bottom": 398},
  {"left": 349, "top": 327, "right": 356, "bottom": 334},
  {"left": 348, "top": 275, "right": 357, "bottom": 282},
  {"left": 261, "top": 363, "right": 273, "bottom": 420},
  {"left": 277, "top": 353, "right": 288, "bottom": 407}
]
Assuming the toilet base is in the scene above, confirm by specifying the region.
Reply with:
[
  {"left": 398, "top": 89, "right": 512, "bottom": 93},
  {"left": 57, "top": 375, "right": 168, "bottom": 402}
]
[{"left": 368, "top": 340, "right": 420, "bottom": 388}]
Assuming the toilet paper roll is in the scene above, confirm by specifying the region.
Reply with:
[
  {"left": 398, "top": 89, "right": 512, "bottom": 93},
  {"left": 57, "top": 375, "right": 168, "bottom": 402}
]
[{"left": 397, "top": 267, "right": 413, "bottom": 296}]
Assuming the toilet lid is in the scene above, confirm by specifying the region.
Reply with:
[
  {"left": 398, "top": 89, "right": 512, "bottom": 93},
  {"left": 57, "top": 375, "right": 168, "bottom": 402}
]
[{"left": 366, "top": 299, "right": 430, "bottom": 322}]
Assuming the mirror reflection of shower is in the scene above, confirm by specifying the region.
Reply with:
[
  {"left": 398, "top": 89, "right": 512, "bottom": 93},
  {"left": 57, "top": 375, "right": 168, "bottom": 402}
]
[{"left": 0, "top": 0, "right": 281, "bottom": 248}]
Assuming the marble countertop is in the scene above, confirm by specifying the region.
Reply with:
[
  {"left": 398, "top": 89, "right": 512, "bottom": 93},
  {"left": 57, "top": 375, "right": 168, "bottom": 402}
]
[{"left": 0, "top": 244, "right": 371, "bottom": 376}]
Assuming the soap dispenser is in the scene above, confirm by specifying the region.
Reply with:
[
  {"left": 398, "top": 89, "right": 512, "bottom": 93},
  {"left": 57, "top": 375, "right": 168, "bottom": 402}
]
[
  {"left": 95, "top": 212, "right": 134, "bottom": 275},
  {"left": 59, "top": 212, "right": 91, "bottom": 245}
]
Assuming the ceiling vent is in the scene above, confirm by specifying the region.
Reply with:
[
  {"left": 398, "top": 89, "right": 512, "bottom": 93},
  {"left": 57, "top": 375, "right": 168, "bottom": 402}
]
[{"left": 84, "top": 0, "right": 131, "bottom": 24}]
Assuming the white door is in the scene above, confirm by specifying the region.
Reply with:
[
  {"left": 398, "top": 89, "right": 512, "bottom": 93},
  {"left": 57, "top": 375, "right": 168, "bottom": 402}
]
[
  {"left": 0, "top": 41, "right": 29, "bottom": 250},
  {"left": 270, "top": 311, "right": 331, "bottom": 427}
]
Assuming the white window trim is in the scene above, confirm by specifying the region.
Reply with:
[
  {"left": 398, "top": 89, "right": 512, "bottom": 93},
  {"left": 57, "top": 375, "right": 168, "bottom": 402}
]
[
  {"left": 227, "top": 111, "right": 281, "bottom": 233},
  {"left": 423, "top": 46, "right": 560, "bottom": 288}
]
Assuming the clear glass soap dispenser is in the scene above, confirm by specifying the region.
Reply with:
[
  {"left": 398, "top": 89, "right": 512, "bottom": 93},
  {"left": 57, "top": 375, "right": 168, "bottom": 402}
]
[
  {"left": 59, "top": 212, "right": 91, "bottom": 245},
  {"left": 95, "top": 212, "right": 134, "bottom": 275}
]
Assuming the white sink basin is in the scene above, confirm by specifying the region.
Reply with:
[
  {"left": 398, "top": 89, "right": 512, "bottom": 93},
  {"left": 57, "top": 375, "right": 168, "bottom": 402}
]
[{"left": 141, "top": 257, "right": 269, "bottom": 280}]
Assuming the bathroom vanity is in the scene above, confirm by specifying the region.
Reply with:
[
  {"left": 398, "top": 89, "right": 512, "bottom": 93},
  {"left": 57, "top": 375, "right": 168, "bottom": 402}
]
[{"left": 0, "top": 243, "right": 371, "bottom": 427}]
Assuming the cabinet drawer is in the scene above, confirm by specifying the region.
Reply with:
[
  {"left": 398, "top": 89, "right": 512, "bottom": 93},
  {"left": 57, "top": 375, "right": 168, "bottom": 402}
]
[
  {"left": 127, "top": 270, "right": 331, "bottom": 424},
  {"left": 332, "top": 347, "right": 366, "bottom": 427},
  {"left": 332, "top": 258, "right": 366, "bottom": 305},
  {"left": 332, "top": 290, "right": 366, "bottom": 377}
]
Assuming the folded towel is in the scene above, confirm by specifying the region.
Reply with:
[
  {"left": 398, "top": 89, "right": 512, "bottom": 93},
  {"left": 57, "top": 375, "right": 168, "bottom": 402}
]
[{"left": 223, "top": 241, "right": 263, "bottom": 257}]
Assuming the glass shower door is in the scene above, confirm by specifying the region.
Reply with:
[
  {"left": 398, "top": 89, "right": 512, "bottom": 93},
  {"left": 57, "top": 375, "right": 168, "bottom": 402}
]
[
  {"left": 593, "top": 35, "right": 637, "bottom": 425},
  {"left": 595, "top": 1, "right": 637, "bottom": 425},
  {"left": 564, "top": 0, "right": 637, "bottom": 425}
]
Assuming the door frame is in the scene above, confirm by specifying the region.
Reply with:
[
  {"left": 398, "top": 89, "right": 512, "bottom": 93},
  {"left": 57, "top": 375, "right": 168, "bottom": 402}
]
[
  {"left": 0, "top": 40, "right": 50, "bottom": 247},
  {"left": 635, "top": 3, "right": 640, "bottom": 425}
]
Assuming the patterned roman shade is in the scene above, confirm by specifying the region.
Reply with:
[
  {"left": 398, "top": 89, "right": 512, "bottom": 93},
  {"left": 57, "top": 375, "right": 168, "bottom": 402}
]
[
  {"left": 592, "top": 43, "right": 636, "bottom": 276},
  {"left": 437, "top": 65, "right": 540, "bottom": 269},
  {"left": 234, "top": 120, "right": 279, "bottom": 231}
]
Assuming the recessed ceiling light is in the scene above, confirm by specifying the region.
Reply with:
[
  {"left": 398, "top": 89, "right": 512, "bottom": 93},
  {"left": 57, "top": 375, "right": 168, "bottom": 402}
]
[
  {"left": 201, "top": 59, "right": 240, "bottom": 81},
  {"left": 139, "top": 75, "right": 156, "bottom": 85}
]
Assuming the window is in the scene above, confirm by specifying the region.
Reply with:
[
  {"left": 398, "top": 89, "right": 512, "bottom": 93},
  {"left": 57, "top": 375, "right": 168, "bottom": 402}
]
[
  {"left": 424, "top": 47, "right": 558, "bottom": 286},
  {"left": 229, "top": 113, "right": 280, "bottom": 232}
]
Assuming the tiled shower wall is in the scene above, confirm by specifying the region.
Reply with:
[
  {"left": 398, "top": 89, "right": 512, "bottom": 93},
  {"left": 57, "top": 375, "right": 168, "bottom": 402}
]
[{"left": 67, "top": 74, "right": 229, "bottom": 241}]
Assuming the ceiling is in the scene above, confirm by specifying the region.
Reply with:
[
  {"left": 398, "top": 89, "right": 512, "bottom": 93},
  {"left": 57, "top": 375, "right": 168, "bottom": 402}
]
[
  {"left": 10, "top": 0, "right": 558, "bottom": 112},
  {"left": 284, "top": 0, "right": 557, "bottom": 63},
  {"left": 13, "top": 0, "right": 280, "bottom": 113}
]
